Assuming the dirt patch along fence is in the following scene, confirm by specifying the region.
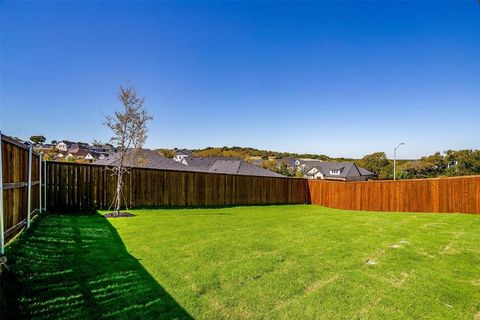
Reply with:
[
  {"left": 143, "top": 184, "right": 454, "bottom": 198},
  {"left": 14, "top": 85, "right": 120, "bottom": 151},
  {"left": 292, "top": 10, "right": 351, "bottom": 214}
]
[
  {"left": 45, "top": 162, "right": 309, "bottom": 211},
  {"left": 1, "top": 134, "right": 45, "bottom": 252},
  {"left": 308, "top": 176, "right": 480, "bottom": 214}
]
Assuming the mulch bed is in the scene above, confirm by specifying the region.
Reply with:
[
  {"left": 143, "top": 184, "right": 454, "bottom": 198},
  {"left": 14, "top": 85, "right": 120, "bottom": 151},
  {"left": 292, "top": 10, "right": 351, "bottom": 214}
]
[{"left": 104, "top": 212, "right": 136, "bottom": 218}]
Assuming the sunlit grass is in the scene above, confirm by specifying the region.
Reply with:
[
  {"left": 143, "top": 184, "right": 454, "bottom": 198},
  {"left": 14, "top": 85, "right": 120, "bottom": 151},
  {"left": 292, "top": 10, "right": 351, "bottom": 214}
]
[{"left": 2, "top": 205, "right": 480, "bottom": 319}]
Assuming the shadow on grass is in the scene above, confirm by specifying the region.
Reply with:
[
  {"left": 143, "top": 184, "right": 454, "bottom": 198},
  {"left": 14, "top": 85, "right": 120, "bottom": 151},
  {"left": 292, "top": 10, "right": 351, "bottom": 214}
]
[{"left": 1, "top": 212, "right": 193, "bottom": 320}]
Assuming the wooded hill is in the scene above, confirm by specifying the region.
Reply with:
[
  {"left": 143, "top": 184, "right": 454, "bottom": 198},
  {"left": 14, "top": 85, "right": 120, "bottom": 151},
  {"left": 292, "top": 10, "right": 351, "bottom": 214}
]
[{"left": 192, "top": 146, "right": 332, "bottom": 161}]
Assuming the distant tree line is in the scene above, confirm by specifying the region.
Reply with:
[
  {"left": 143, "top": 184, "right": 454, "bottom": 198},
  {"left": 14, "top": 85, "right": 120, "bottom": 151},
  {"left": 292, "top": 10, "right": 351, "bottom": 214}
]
[
  {"left": 357, "top": 150, "right": 480, "bottom": 179},
  {"left": 192, "top": 146, "right": 330, "bottom": 161}
]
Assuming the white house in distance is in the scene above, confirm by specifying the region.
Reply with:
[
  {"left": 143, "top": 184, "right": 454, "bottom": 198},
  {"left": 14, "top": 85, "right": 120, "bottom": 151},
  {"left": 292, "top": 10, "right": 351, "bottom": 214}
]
[
  {"left": 50, "top": 140, "right": 108, "bottom": 162},
  {"left": 55, "top": 141, "right": 69, "bottom": 151},
  {"left": 274, "top": 157, "right": 377, "bottom": 181},
  {"left": 304, "top": 162, "right": 376, "bottom": 181},
  {"left": 58, "top": 151, "right": 105, "bottom": 161},
  {"left": 173, "top": 149, "right": 193, "bottom": 165}
]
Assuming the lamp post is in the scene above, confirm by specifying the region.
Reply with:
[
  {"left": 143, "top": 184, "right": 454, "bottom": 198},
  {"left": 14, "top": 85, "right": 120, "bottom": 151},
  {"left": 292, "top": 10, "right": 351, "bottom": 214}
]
[{"left": 393, "top": 143, "right": 405, "bottom": 180}]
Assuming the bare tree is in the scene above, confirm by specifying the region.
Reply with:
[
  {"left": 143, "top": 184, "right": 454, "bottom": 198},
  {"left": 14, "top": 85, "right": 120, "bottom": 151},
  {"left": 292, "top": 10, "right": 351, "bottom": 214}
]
[{"left": 104, "top": 85, "right": 152, "bottom": 214}]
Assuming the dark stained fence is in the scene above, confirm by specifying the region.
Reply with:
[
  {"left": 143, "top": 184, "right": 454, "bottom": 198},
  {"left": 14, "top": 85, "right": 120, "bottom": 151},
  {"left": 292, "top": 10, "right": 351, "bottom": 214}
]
[
  {"left": 1, "top": 134, "right": 42, "bottom": 244},
  {"left": 46, "top": 162, "right": 309, "bottom": 211},
  {"left": 308, "top": 176, "right": 480, "bottom": 214}
]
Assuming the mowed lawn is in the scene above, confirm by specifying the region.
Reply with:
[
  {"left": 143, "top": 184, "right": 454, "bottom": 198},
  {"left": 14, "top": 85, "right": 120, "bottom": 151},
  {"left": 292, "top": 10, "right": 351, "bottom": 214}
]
[{"left": 2, "top": 205, "right": 480, "bottom": 319}]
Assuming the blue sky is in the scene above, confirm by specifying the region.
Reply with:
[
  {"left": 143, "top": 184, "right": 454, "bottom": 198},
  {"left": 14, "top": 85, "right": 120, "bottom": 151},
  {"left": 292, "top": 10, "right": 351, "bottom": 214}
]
[{"left": 1, "top": 1, "right": 479, "bottom": 159}]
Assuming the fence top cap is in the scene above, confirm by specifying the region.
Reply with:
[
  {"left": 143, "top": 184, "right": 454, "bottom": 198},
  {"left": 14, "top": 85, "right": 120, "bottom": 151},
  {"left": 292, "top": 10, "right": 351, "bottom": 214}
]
[{"left": 1, "top": 134, "right": 40, "bottom": 155}]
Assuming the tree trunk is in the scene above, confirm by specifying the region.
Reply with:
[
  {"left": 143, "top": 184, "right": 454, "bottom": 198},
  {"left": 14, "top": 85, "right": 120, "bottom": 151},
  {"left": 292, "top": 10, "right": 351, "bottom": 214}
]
[{"left": 114, "top": 168, "right": 123, "bottom": 212}]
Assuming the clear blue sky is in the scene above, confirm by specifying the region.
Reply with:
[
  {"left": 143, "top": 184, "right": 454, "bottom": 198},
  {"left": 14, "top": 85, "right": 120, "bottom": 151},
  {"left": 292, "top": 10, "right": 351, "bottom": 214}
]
[{"left": 1, "top": 1, "right": 479, "bottom": 159}]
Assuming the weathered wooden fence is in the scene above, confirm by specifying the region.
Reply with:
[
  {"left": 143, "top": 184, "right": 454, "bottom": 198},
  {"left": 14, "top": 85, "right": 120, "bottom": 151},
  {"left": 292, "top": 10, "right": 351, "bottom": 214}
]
[
  {"left": 45, "top": 162, "right": 309, "bottom": 211},
  {"left": 308, "top": 176, "right": 480, "bottom": 214},
  {"left": 1, "top": 134, "right": 44, "bottom": 252}
]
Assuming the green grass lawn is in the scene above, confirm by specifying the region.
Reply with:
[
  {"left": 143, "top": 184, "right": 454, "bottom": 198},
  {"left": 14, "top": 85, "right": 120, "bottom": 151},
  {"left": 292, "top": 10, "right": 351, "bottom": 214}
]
[{"left": 2, "top": 205, "right": 479, "bottom": 319}]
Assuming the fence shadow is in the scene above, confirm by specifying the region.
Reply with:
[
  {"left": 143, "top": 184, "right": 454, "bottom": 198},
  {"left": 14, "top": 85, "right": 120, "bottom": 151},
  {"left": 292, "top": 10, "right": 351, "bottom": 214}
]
[{"left": 1, "top": 212, "right": 193, "bottom": 319}]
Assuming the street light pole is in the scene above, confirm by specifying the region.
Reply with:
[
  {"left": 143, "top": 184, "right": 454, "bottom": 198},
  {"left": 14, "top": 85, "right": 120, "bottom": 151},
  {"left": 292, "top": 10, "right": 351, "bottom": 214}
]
[{"left": 393, "top": 142, "right": 405, "bottom": 180}]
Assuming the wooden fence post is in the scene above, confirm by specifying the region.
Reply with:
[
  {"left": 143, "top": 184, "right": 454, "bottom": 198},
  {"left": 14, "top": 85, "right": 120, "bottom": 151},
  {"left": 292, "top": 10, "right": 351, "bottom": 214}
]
[
  {"left": 44, "top": 161, "right": 47, "bottom": 212},
  {"left": 39, "top": 153, "right": 43, "bottom": 213},
  {"left": 0, "top": 133, "right": 4, "bottom": 255},
  {"left": 26, "top": 144, "right": 32, "bottom": 228}
]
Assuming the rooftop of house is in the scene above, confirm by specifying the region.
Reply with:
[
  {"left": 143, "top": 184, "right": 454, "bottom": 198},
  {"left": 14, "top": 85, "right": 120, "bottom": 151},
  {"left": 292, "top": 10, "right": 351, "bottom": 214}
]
[
  {"left": 208, "top": 160, "right": 242, "bottom": 174},
  {"left": 183, "top": 156, "right": 240, "bottom": 169},
  {"left": 174, "top": 149, "right": 193, "bottom": 156},
  {"left": 59, "top": 140, "right": 76, "bottom": 146},
  {"left": 237, "top": 161, "right": 285, "bottom": 177},
  {"left": 206, "top": 159, "right": 284, "bottom": 177},
  {"left": 93, "top": 149, "right": 187, "bottom": 171},
  {"left": 93, "top": 151, "right": 285, "bottom": 177},
  {"left": 276, "top": 157, "right": 296, "bottom": 168},
  {"left": 297, "top": 160, "right": 325, "bottom": 172},
  {"left": 358, "top": 166, "right": 376, "bottom": 176},
  {"left": 305, "top": 162, "right": 375, "bottom": 179},
  {"left": 71, "top": 149, "right": 93, "bottom": 157}
]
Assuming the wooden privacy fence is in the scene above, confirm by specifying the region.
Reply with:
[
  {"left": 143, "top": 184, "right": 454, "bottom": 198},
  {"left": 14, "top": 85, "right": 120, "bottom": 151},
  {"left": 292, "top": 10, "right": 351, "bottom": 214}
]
[
  {"left": 43, "top": 162, "right": 480, "bottom": 214},
  {"left": 1, "top": 134, "right": 46, "bottom": 253},
  {"left": 3, "top": 131, "right": 480, "bottom": 255},
  {"left": 45, "top": 162, "right": 309, "bottom": 211},
  {"left": 308, "top": 176, "right": 480, "bottom": 214}
]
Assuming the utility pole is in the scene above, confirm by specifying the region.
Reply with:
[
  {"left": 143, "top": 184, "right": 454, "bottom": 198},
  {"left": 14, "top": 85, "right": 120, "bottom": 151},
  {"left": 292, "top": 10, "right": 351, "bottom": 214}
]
[{"left": 394, "top": 142, "right": 405, "bottom": 180}]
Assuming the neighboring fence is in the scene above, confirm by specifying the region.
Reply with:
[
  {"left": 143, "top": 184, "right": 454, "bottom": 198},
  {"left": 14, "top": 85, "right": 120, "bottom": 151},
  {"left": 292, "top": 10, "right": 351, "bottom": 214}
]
[
  {"left": 46, "top": 162, "right": 309, "bottom": 211},
  {"left": 308, "top": 176, "right": 480, "bottom": 214},
  {"left": 1, "top": 134, "right": 45, "bottom": 252}
]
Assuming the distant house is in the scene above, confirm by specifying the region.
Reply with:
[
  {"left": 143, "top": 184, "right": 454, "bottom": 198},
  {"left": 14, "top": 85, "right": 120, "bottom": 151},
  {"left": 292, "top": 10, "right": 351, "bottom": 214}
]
[
  {"left": 54, "top": 151, "right": 68, "bottom": 159},
  {"left": 55, "top": 141, "right": 69, "bottom": 151},
  {"left": 77, "top": 142, "right": 90, "bottom": 149},
  {"left": 179, "top": 156, "right": 284, "bottom": 178},
  {"left": 275, "top": 157, "right": 329, "bottom": 174},
  {"left": 68, "top": 143, "right": 80, "bottom": 153},
  {"left": 276, "top": 157, "right": 296, "bottom": 169},
  {"left": 94, "top": 150, "right": 285, "bottom": 178},
  {"left": 304, "top": 162, "right": 375, "bottom": 181},
  {"left": 295, "top": 159, "right": 327, "bottom": 173},
  {"left": 93, "top": 149, "right": 188, "bottom": 171},
  {"left": 34, "top": 143, "right": 54, "bottom": 151},
  {"left": 207, "top": 159, "right": 284, "bottom": 177},
  {"left": 53, "top": 148, "right": 103, "bottom": 162},
  {"left": 173, "top": 149, "right": 193, "bottom": 165},
  {"left": 73, "top": 149, "right": 102, "bottom": 161},
  {"left": 91, "top": 144, "right": 116, "bottom": 153}
]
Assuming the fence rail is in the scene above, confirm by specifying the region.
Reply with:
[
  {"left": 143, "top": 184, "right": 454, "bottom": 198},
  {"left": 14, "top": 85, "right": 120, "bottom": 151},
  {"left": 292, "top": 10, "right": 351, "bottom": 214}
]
[
  {"left": 45, "top": 162, "right": 309, "bottom": 211},
  {"left": 308, "top": 176, "right": 480, "bottom": 214}
]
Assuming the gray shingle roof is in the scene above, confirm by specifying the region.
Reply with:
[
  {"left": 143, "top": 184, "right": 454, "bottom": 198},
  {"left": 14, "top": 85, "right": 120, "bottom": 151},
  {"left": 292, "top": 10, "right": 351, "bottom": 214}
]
[
  {"left": 185, "top": 156, "right": 284, "bottom": 177},
  {"left": 276, "top": 157, "right": 296, "bottom": 168},
  {"left": 208, "top": 160, "right": 242, "bottom": 174},
  {"left": 92, "top": 149, "right": 187, "bottom": 171},
  {"left": 297, "top": 160, "right": 325, "bottom": 172},
  {"left": 358, "top": 167, "right": 375, "bottom": 176},
  {"left": 305, "top": 161, "right": 374, "bottom": 179},
  {"left": 183, "top": 156, "right": 227, "bottom": 170},
  {"left": 93, "top": 151, "right": 286, "bottom": 177},
  {"left": 238, "top": 161, "right": 284, "bottom": 177}
]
